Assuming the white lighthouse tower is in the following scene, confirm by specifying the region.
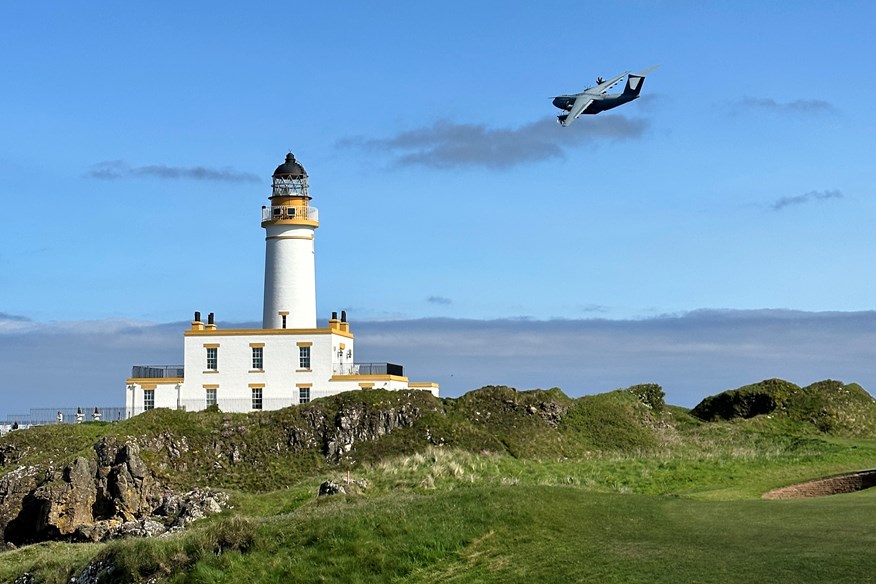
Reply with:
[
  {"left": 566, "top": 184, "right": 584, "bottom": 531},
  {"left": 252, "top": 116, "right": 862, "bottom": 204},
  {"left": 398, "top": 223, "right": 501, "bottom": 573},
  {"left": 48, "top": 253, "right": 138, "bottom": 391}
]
[
  {"left": 125, "top": 151, "right": 439, "bottom": 418},
  {"left": 261, "top": 153, "right": 318, "bottom": 329}
]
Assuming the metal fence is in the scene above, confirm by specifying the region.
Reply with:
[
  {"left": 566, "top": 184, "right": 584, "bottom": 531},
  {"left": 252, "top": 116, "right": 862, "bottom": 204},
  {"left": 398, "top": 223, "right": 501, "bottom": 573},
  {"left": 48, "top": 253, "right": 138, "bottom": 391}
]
[
  {"left": 131, "top": 365, "right": 185, "bottom": 379},
  {"left": 332, "top": 362, "right": 404, "bottom": 376},
  {"left": 2, "top": 406, "right": 128, "bottom": 427}
]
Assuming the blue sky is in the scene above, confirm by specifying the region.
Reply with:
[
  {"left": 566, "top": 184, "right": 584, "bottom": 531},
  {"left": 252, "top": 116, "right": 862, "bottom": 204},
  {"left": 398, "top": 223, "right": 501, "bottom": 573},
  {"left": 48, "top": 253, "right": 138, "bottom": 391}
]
[{"left": 1, "top": 2, "right": 874, "bottom": 415}]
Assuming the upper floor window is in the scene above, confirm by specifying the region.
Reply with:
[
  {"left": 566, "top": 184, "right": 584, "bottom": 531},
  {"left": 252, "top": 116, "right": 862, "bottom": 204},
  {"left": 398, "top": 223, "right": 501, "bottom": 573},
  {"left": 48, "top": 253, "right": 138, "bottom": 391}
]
[
  {"left": 252, "top": 347, "right": 263, "bottom": 370},
  {"left": 144, "top": 389, "right": 155, "bottom": 411},
  {"left": 206, "top": 347, "right": 218, "bottom": 370},
  {"left": 299, "top": 346, "right": 311, "bottom": 370}
]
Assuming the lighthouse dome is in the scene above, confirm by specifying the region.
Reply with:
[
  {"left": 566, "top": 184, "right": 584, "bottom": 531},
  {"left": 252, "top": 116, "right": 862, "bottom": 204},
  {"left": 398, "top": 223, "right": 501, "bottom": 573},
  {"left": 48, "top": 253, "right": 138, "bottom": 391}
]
[{"left": 273, "top": 153, "right": 308, "bottom": 179}]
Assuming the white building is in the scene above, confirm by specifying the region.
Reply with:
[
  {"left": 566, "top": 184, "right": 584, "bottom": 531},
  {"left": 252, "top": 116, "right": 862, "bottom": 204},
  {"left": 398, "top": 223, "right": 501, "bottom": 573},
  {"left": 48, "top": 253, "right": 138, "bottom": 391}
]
[{"left": 125, "top": 153, "right": 438, "bottom": 416}]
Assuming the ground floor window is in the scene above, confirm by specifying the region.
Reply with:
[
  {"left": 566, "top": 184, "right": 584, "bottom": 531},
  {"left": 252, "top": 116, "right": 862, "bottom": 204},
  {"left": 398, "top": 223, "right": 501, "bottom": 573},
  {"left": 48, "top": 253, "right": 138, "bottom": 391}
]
[
  {"left": 144, "top": 389, "right": 155, "bottom": 411},
  {"left": 299, "top": 387, "right": 310, "bottom": 404},
  {"left": 252, "top": 387, "right": 263, "bottom": 410},
  {"left": 206, "top": 388, "right": 217, "bottom": 407}
]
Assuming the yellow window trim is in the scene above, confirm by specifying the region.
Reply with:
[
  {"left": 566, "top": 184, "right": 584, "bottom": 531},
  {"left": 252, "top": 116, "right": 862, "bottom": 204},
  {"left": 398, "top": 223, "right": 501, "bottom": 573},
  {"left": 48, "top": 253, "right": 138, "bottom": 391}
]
[
  {"left": 297, "top": 341, "right": 313, "bottom": 347},
  {"left": 203, "top": 384, "right": 219, "bottom": 389},
  {"left": 296, "top": 383, "right": 313, "bottom": 388},
  {"left": 248, "top": 383, "right": 265, "bottom": 388},
  {"left": 249, "top": 342, "right": 265, "bottom": 348},
  {"left": 203, "top": 343, "right": 220, "bottom": 348}
]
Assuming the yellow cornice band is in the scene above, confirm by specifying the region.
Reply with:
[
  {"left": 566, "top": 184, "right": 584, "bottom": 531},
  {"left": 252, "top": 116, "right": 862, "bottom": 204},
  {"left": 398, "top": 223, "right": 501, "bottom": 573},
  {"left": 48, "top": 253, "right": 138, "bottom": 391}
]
[
  {"left": 330, "top": 374, "right": 409, "bottom": 383},
  {"left": 186, "top": 328, "right": 354, "bottom": 339},
  {"left": 126, "top": 378, "right": 184, "bottom": 385},
  {"left": 262, "top": 219, "right": 319, "bottom": 228}
]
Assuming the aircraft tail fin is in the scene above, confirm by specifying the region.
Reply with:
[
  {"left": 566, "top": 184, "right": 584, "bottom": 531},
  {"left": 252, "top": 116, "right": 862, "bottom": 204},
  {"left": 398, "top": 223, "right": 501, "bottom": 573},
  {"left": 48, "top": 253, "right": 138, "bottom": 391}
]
[
  {"left": 622, "top": 74, "right": 646, "bottom": 97},
  {"left": 622, "top": 65, "right": 660, "bottom": 97}
]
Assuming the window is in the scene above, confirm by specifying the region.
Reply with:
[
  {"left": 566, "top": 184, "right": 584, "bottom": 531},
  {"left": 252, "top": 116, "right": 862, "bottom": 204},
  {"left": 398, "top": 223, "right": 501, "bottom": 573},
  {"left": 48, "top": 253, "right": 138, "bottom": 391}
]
[
  {"left": 252, "top": 347, "right": 263, "bottom": 370},
  {"left": 206, "top": 388, "right": 217, "bottom": 407},
  {"left": 206, "top": 347, "right": 218, "bottom": 370},
  {"left": 251, "top": 387, "right": 263, "bottom": 410},
  {"left": 144, "top": 389, "right": 155, "bottom": 411},
  {"left": 299, "top": 346, "right": 311, "bottom": 369},
  {"left": 299, "top": 387, "right": 310, "bottom": 404},
  {"left": 281, "top": 314, "right": 287, "bottom": 329}
]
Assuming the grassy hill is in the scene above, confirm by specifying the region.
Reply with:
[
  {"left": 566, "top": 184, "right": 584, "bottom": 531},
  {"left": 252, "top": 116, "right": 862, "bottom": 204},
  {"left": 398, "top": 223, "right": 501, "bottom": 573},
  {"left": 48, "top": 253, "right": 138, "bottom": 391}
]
[
  {"left": 690, "top": 378, "right": 876, "bottom": 436},
  {"left": 1, "top": 380, "right": 875, "bottom": 582}
]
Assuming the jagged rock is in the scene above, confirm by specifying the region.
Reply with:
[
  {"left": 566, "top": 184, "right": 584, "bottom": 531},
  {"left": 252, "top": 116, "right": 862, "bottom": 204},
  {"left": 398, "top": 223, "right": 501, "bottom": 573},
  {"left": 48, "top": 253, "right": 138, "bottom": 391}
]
[
  {"left": 171, "top": 488, "right": 228, "bottom": 528},
  {"left": 0, "top": 438, "right": 204, "bottom": 545},
  {"left": 72, "top": 559, "right": 115, "bottom": 584},
  {"left": 318, "top": 480, "right": 346, "bottom": 496},
  {"left": 0, "top": 444, "right": 20, "bottom": 467},
  {"left": 0, "top": 465, "right": 40, "bottom": 542}
]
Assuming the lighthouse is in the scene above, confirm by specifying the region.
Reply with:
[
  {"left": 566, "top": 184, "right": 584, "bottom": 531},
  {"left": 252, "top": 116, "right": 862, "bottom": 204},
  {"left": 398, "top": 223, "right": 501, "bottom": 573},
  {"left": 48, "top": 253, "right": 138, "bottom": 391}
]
[
  {"left": 262, "top": 153, "right": 318, "bottom": 329},
  {"left": 125, "top": 151, "right": 438, "bottom": 418}
]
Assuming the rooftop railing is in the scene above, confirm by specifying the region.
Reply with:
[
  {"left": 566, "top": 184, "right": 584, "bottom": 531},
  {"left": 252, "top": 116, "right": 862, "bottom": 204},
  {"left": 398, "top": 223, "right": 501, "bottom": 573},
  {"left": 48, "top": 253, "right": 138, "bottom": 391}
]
[
  {"left": 131, "top": 365, "right": 185, "bottom": 379},
  {"left": 261, "top": 205, "right": 318, "bottom": 222},
  {"left": 333, "top": 362, "right": 404, "bottom": 376}
]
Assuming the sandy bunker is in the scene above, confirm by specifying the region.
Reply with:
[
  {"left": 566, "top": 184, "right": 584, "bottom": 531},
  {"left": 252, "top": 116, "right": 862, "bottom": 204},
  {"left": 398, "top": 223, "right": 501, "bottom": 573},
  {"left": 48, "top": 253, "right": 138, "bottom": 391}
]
[{"left": 762, "top": 470, "right": 876, "bottom": 499}]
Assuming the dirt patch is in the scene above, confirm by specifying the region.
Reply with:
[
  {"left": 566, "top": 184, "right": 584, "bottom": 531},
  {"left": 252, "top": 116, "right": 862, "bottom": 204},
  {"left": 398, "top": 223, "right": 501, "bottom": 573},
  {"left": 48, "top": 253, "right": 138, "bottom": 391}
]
[{"left": 762, "top": 470, "right": 876, "bottom": 500}]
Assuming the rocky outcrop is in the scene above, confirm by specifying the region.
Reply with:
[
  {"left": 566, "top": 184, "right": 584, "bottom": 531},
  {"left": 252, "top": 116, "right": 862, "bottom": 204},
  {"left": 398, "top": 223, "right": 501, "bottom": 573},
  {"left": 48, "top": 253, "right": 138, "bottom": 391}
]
[
  {"left": 0, "top": 438, "right": 226, "bottom": 546},
  {"left": 287, "top": 397, "right": 434, "bottom": 462}
]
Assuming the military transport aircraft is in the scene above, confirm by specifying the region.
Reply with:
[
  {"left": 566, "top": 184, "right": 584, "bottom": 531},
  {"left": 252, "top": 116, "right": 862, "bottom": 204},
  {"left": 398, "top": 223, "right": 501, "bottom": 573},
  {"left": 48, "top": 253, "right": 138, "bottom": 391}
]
[{"left": 552, "top": 65, "right": 660, "bottom": 127}]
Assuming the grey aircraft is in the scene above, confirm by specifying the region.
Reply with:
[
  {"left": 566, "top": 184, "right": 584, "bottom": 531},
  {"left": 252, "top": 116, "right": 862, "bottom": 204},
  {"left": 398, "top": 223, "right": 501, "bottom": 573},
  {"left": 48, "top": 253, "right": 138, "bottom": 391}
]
[{"left": 552, "top": 65, "right": 660, "bottom": 127}]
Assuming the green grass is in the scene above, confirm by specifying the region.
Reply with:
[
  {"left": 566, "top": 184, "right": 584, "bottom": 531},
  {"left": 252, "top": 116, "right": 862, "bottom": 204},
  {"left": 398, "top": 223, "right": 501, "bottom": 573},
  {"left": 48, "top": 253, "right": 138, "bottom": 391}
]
[
  {"left": 47, "top": 486, "right": 875, "bottom": 583},
  {"left": 2, "top": 382, "right": 876, "bottom": 582}
]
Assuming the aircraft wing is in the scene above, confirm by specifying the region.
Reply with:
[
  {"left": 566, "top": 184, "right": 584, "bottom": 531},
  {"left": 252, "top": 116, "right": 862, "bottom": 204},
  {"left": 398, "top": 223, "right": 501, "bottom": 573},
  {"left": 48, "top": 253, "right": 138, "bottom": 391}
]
[
  {"left": 562, "top": 96, "right": 595, "bottom": 126},
  {"left": 591, "top": 71, "right": 629, "bottom": 95}
]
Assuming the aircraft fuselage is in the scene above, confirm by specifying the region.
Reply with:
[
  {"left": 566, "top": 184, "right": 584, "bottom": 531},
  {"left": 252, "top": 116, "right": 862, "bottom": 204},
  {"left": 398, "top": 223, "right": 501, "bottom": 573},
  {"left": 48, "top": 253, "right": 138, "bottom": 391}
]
[{"left": 552, "top": 92, "right": 638, "bottom": 115}]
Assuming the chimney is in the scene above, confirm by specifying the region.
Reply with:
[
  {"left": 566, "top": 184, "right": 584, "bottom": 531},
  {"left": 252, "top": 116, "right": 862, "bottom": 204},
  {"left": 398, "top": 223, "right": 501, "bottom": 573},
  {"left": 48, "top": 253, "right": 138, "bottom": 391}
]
[
  {"left": 191, "top": 310, "right": 204, "bottom": 331},
  {"left": 205, "top": 312, "right": 217, "bottom": 331}
]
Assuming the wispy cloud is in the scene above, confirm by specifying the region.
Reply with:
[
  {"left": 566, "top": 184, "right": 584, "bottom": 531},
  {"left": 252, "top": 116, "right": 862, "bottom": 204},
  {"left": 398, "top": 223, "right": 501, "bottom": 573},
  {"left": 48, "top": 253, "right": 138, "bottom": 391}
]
[
  {"left": 339, "top": 115, "right": 649, "bottom": 170},
  {"left": 735, "top": 96, "right": 835, "bottom": 115},
  {"left": 0, "top": 312, "right": 32, "bottom": 333},
  {"left": 86, "top": 160, "right": 259, "bottom": 182},
  {"left": 427, "top": 296, "right": 453, "bottom": 305},
  {"left": 0, "top": 312, "right": 30, "bottom": 322},
  {"left": 355, "top": 310, "right": 876, "bottom": 406},
  {"left": 2, "top": 310, "right": 873, "bottom": 418},
  {"left": 770, "top": 189, "right": 843, "bottom": 211}
]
